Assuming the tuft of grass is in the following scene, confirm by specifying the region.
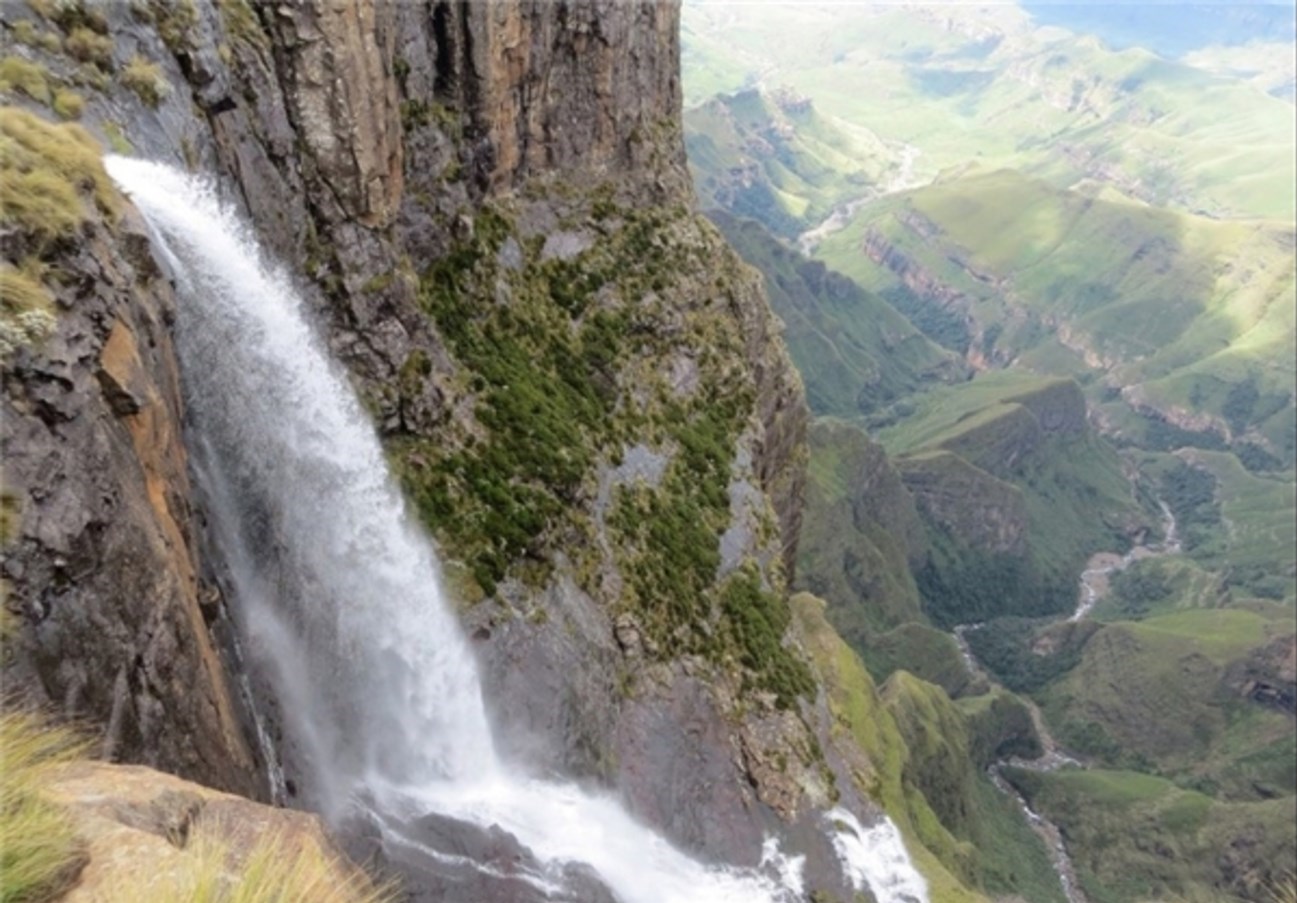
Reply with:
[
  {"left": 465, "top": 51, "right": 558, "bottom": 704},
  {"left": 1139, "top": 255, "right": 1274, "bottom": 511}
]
[
  {"left": 0, "top": 261, "right": 57, "bottom": 359},
  {"left": 30, "top": 0, "right": 110, "bottom": 35},
  {"left": 51, "top": 88, "right": 84, "bottom": 120},
  {"left": 92, "top": 829, "right": 397, "bottom": 903},
  {"left": 0, "top": 491, "right": 21, "bottom": 546},
  {"left": 0, "top": 712, "right": 89, "bottom": 903},
  {"left": 216, "top": 0, "right": 267, "bottom": 49},
  {"left": 9, "top": 20, "right": 63, "bottom": 54},
  {"left": 0, "top": 709, "right": 397, "bottom": 903},
  {"left": 130, "top": 0, "right": 200, "bottom": 51},
  {"left": 1268, "top": 874, "right": 1297, "bottom": 903},
  {"left": 120, "top": 55, "right": 170, "bottom": 108},
  {"left": 0, "top": 106, "right": 122, "bottom": 248},
  {"left": 0, "top": 56, "right": 51, "bottom": 105},
  {"left": 63, "top": 26, "right": 114, "bottom": 69}
]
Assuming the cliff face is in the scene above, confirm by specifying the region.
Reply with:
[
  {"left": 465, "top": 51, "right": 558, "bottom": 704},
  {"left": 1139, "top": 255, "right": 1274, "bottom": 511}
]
[
  {"left": 1, "top": 111, "right": 262, "bottom": 798},
  {"left": 2, "top": 0, "right": 822, "bottom": 874}
]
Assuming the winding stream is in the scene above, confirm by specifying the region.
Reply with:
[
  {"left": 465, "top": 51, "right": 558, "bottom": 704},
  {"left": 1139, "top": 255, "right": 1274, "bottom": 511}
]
[
  {"left": 955, "top": 499, "right": 1181, "bottom": 903},
  {"left": 796, "top": 143, "right": 923, "bottom": 255}
]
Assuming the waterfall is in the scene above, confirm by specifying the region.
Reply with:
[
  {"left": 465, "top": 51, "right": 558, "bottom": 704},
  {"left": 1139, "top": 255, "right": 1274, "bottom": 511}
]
[{"left": 106, "top": 157, "right": 926, "bottom": 903}]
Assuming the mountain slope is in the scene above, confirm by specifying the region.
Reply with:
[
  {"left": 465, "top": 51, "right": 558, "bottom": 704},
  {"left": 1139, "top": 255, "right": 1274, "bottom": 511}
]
[
  {"left": 708, "top": 211, "right": 964, "bottom": 418},
  {"left": 682, "top": 1, "right": 1296, "bottom": 220},
  {"left": 819, "top": 166, "right": 1297, "bottom": 467}
]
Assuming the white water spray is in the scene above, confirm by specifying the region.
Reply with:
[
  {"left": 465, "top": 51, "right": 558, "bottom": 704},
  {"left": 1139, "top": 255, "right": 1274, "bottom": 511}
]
[
  {"left": 107, "top": 157, "right": 926, "bottom": 903},
  {"left": 825, "top": 809, "right": 928, "bottom": 903}
]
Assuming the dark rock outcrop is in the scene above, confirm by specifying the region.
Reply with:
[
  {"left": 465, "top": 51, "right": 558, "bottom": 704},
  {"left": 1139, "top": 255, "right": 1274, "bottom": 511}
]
[{"left": 1, "top": 200, "right": 263, "bottom": 798}]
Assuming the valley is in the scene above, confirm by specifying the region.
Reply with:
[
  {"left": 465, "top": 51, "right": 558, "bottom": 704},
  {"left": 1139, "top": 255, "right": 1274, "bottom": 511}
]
[{"left": 683, "top": 1, "right": 1296, "bottom": 901}]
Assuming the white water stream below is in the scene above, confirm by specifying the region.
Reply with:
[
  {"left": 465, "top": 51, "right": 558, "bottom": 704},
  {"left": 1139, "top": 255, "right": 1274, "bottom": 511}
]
[{"left": 106, "top": 157, "right": 928, "bottom": 903}]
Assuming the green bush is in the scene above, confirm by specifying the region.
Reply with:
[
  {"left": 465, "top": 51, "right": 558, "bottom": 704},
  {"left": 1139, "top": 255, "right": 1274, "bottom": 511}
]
[{"left": 719, "top": 568, "right": 816, "bottom": 708}]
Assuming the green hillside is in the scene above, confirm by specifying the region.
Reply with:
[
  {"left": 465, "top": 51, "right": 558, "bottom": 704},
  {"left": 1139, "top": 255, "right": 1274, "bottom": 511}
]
[
  {"left": 877, "top": 372, "right": 1148, "bottom": 625},
  {"left": 793, "top": 594, "right": 1063, "bottom": 903},
  {"left": 1041, "top": 609, "right": 1295, "bottom": 788},
  {"left": 707, "top": 211, "right": 963, "bottom": 417},
  {"left": 683, "top": 5, "right": 1296, "bottom": 901},
  {"left": 1005, "top": 766, "right": 1297, "bottom": 903},
  {"left": 682, "top": 2, "right": 1296, "bottom": 220},
  {"left": 818, "top": 167, "right": 1297, "bottom": 467},
  {"left": 686, "top": 89, "right": 893, "bottom": 238}
]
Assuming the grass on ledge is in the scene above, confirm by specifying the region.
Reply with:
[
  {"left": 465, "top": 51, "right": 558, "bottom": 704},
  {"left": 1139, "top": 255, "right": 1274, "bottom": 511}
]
[
  {"left": 0, "top": 711, "right": 88, "bottom": 903},
  {"left": 0, "top": 710, "right": 396, "bottom": 903},
  {"left": 0, "top": 105, "right": 122, "bottom": 248}
]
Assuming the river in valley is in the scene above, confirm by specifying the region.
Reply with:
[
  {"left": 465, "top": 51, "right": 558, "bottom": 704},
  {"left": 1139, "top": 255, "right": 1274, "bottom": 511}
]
[
  {"left": 796, "top": 143, "right": 924, "bottom": 256},
  {"left": 955, "top": 499, "right": 1182, "bottom": 903}
]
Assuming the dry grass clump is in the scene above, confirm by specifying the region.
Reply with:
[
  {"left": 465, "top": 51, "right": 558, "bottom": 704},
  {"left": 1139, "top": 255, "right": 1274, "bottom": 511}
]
[
  {"left": 0, "top": 261, "right": 57, "bottom": 359},
  {"left": 120, "top": 54, "right": 170, "bottom": 108},
  {"left": 9, "top": 20, "right": 64, "bottom": 54},
  {"left": 93, "top": 831, "right": 398, "bottom": 903},
  {"left": 0, "top": 711, "right": 399, "bottom": 903},
  {"left": 0, "top": 57, "right": 52, "bottom": 104},
  {"left": 0, "top": 711, "right": 89, "bottom": 903},
  {"left": 1268, "top": 874, "right": 1297, "bottom": 903},
  {"left": 51, "top": 87, "right": 85, "bottom": 120},
  {"left": 63, "top": 26, "right": 114, "bottom": 69},
  {"left": 0, "top": 105, "right": 121, "bottom": 247}
]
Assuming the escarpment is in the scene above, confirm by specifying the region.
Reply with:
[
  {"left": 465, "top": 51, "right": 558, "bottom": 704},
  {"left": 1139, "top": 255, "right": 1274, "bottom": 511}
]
[{"left": 1, "top": 0, "right": 825, "bottom": 870}]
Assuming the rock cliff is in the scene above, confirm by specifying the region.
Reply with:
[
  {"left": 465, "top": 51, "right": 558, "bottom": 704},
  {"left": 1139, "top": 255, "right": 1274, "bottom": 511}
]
[
  {"left": 2, "top": 0, "right": 832, "bottom": 883},
  {"left": 1, "top": 108, "right": 263, "bottom": 798}
]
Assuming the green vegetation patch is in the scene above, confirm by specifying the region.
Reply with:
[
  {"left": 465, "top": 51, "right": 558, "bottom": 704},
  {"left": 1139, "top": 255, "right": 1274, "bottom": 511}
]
[
  {"left": 1005, "top": 766, "right": 1296, "bottom": 903},
  {"left": 1041, "top": 608, "right": 1293, "bottom": 780},
  {"left": 962, "top": 617, "right": 1098, "bottom": 695},
  {"left": 401, "top": 208, "right": 620, "bottom": 595},
  {"left": 394, "top": 192, "right": 814, "bottom": 705},
  {"left": 717, "top": 567, "right": 815, "bottom": 707}
]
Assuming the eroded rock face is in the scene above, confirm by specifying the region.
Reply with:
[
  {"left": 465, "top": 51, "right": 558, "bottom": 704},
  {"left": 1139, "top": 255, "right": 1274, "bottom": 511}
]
[
  {"left": 267, "top": 1, "right": 404, "bottom": 227},
  {"left": 446, "top": 0, "right": 686, "bottom": 192},
  {"left": 1, "top": 207, "right": 262, "bottom": 799}
]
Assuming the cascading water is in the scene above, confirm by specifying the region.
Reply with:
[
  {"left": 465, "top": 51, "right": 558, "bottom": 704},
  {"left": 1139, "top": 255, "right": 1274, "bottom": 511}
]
[{"left": 106, "top": 157, "right": 928, "bottom": 903}]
